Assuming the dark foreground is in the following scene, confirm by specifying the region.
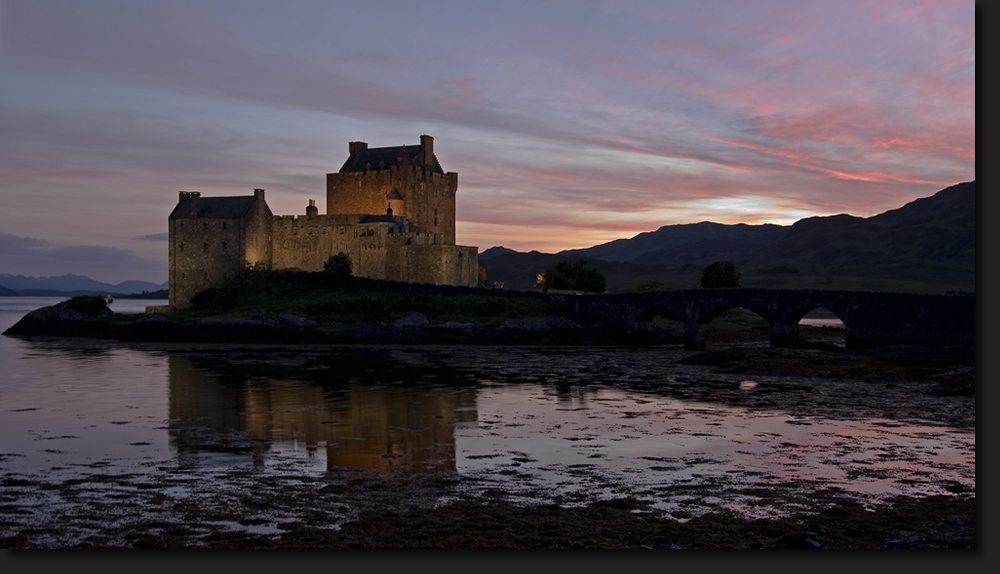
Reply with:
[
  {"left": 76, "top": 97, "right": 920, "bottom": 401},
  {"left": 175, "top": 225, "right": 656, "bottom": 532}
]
[
  {"left": 0, "top": 339, "right": 974, "bottom": 550},
  {"left": 10, "top": 486, "right": 971, "bottom": 550}
]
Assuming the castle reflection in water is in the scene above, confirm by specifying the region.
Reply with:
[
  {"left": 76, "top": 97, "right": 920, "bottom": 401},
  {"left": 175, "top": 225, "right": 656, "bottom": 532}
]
[{"left": 165, "top": 353, "right": 479, "bottom": 474}]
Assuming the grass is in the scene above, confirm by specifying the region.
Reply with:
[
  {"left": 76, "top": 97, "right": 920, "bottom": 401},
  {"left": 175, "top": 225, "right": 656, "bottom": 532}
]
[{"left": 166, "top": 269, "right": 559, "bottom": 328}]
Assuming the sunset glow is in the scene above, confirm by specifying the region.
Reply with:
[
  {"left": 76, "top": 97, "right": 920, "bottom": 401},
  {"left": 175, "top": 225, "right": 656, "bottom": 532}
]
[{"left": 0, "top": 0, "right": 974, "bottom": 283}]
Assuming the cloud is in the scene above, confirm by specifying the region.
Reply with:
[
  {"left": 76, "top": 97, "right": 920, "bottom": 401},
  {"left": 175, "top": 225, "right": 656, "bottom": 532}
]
[
  {"left": 137, "top": 233, "right": 169, "bottom": 241},
  {"left": 0, "top": 231, "right": 164, "bottom": 284},
  {"left": 0, "top": 1, "right": 974, "bottom": 257}
]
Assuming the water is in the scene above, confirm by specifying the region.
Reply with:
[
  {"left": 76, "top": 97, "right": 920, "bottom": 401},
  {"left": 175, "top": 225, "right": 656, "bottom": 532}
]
[{"left": 0, "top": 297, "right": 974, "bottom": 545}]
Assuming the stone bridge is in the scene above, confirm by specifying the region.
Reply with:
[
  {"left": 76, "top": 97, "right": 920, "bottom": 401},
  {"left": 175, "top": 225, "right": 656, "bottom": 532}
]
[{"left": 560, "top": 288, "right": 975, "bottom": 350}]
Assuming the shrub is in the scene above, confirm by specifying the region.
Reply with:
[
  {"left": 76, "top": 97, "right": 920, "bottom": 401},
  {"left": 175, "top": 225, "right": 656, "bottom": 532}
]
[
  {"left": 65, "top": 295, "right": 111, "bottom": 315},
  {"left": 536, "top": 258, "right": 607, "bottom": 293},
  {"left": 701, "top": 260, "right": 742, "bottom": 288},
  {"left": 190, "top": 287, "right": 218, "bottom": 307},
  {"left": 321, "top": 252, "right": 353, "bottom": 287}
]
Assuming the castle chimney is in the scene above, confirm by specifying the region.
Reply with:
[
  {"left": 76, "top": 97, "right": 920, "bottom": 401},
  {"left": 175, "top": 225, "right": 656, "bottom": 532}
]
[
  {"left": 254, "top": 188, "right": 265, "bottom": 200},
  {"left": 420, "top": 134, "right": 433, "bottom": 165},
  {"left": 179, "top": 191, "right": 201, "bottom": 201},
  {"left": 306, "top": 199, "right": 318, "bottom": 219},
  {"left": 349, "top": 141, "right": 368, "bottom": 155}
]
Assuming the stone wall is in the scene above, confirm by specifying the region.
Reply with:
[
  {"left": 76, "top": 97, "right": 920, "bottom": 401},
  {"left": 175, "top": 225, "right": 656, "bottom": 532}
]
[
  {"left": 326, "top": 166, "right": 458, "bottom": 244},
  {"left": 168, "top": 192, "right": 272, "bottom": 309},
  {"left": 265, "top": 210, "right": 477, "bottom": 287},
  {"left": 168, "top": 216, "right": 247, "bottom": 309}
]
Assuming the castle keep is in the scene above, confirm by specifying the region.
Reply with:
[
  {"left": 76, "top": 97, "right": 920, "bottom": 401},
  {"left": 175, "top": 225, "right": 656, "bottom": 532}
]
[{"left": 168, "top": 135, "right": 478, "bottom": 309}]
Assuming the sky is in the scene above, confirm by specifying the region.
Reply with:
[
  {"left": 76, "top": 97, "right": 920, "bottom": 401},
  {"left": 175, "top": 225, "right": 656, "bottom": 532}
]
[{"left": 0, "top": 0, "right": 975, "bottom": 284}]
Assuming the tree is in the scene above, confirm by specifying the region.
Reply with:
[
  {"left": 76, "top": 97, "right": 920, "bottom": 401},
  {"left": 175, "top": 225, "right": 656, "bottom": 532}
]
[
  {"left": 701, "top": 260, "right": 741, "bottom": 288},
  {"left": 321, "top": 252, "right": 353, "bottom": 287},
  {"left": 477, "top": 266, "right": 488, "bottom": 287},
  {"left": 536, "top": 258, "right": 607, "bottom": 293}
]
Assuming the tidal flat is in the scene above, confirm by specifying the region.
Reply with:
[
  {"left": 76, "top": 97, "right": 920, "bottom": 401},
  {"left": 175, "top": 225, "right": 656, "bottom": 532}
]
[{"left": 0, "top": 321, "right": 975, "bottom": 549}]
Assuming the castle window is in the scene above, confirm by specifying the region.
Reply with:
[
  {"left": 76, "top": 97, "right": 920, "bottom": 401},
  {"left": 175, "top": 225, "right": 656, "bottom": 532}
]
[
  {"left": 222, "top": 242, "right": 228, "bottom": 251},
  {"left": 181, "top": 272, "right": 186, "bottom": 279},
  {"left": 180, "top": 223, "right": 186, "bottom": 232},
  {"left": 204, "top": 272, "right": 208, "bottom": 280},
  {"left": 203, "top": 242, "right": 209, "bottom": 251},
  {"left": 222, "top": 222, "right": 228, "bottom": 230},
  {"left": 180, "top": 242, "right": 185, "bottom": 252},
  {"left": 339, "top": 226, "right": 345, "bottom": 235},
  {"left": 434, "top": 208, "right": 439, "bottom": 227},
  {"left": 203, "top": 223, "right": 209, "bottom": 232}
]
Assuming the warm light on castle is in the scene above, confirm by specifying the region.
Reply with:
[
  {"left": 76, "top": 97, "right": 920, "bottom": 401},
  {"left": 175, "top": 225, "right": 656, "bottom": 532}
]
[{"left": 168, "top": 135, "right": 478, "bottom": 309}]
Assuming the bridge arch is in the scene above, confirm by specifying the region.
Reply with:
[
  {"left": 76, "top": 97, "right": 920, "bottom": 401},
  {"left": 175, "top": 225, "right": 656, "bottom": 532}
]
[
  {"left": 771, "top": 297, "right": 852, "bottom": 348},
  {"left": 687, "top": 303, "right": 771, "bottom": 350},
  {"left": 782, "top": 304, "right": 848, "bottom": 347},
  {"left": 635, "top": 304, "right": 685, "bottom": 338}
]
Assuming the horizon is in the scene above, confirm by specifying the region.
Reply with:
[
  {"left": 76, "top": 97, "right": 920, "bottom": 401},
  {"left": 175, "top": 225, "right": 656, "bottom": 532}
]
[{"left": 0, "top": 1, "right": 974, "bottom": 284}]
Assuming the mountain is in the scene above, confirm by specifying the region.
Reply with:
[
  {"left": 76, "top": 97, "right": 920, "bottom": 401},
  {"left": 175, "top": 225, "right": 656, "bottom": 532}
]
[
  {"left": 558, "top": 222, "right": 789, "bottom": 266},
  {"left": 739, "top": 181, "right": 974, "bottom": 274},
  {"left": 0, "top": 274, "right": 168, "bottom": 295},
  {"left": 478, "top": 246, "right": 519, "bottom": 261},
  {"left": 480, "top": 181, "right": 975, "bottom": 294}
]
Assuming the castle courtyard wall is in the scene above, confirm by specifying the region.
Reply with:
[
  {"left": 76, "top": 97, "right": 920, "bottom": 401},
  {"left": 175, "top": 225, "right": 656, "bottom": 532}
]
[{"left": 268, "top": 212, "right": 475, "bottom": 286}]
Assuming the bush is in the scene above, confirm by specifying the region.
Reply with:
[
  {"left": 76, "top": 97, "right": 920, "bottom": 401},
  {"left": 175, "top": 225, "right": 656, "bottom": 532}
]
[
  {"left": 701, "top": 260, "right": 741, "bottom": 288},
  {"left": 190, "top": 287, "right": 218, "bottom": 307},
  {"left": 65, "top": 295, "right": 111, "bottom": 315},
  {"left": 321, "top": 252, "right": 353, "bottom": 287},
  {"left": 536, "top": 258, "right": 607, "bottom": 293}
]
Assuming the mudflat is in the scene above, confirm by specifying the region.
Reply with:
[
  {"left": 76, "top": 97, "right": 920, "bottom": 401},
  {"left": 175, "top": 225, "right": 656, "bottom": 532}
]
[{"left": 0, "top": 336, "right": 974, "bottom": 549}]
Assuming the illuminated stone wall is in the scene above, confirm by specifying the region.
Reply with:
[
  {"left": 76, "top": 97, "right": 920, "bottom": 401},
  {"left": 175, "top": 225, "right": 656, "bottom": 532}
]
[
  {"left": 168, "top": 190, "right": 273, "bottom": 309},
  {"left": 326, "top": 166, "right": 458, "bottom": 245}
]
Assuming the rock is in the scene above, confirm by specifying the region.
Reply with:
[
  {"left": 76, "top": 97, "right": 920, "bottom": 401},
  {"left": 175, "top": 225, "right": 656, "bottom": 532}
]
[
  {"left": 773, "top": 531, "right": 823, "bottom": 549},
  {"left": 392, "top": 313, "right": 429, "bottom": 328},
  {"left": 806, "top": 523, "right": 826, "bottom": 536},
  {"left": 3, "top": 296, "right": 114, "bottom": 337},
  {"left": 269, "top": 313, "right": 319, "bottom": 329}
]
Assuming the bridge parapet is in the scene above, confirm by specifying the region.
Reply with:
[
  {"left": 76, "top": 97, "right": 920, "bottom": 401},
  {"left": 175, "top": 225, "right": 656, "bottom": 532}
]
[{"left": 562, "top": 289, "right": 974, "bottom": 350}]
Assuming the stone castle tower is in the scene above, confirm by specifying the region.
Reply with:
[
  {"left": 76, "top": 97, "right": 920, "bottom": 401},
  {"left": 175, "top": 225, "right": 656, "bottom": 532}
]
[
  {"left": 168, "top": 136, "right": 478, "bottom": 310},
  {"left": 327, "top": 135, "right": 458, "bottom": 244}
]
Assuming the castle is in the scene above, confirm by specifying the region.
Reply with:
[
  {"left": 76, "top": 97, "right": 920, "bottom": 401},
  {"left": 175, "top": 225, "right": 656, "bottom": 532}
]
[{"left": 168, "top": 135, "right": 479, "bottom": 309}]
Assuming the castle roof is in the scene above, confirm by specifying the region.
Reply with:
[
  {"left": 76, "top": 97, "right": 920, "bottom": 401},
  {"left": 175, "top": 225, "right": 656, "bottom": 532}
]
[
  {"left": 339, "top": 143, "right": 444, "bottom": 175},
  {"left": 169, "top": 195, "right": 260, "bottom": 219}
]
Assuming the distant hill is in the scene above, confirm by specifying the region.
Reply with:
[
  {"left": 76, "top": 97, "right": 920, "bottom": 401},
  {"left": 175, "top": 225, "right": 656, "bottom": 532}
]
[
  {"left": 739, "top": 181, "right": 974, "bottom": 275},
  {"left": 0, "top": 285, "right": 16, "bottom": 296},
  {"left": 481, "top": 181, "right": 975, "bottom": 294},
  {"left": 559, "top": 222, "right": 789, "bottom": 266},
  {"left": 478, "top": 246, "right": 519, "bottom": 261},
  {"left": 0, "top": 274, "right": 168, "bottom": 295}
]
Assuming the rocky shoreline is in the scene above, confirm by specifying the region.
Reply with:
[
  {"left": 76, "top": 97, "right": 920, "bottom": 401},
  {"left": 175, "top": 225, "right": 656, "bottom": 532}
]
[
  {"left": 2, "top": 297, "right": 674, "bottom": 345},
  {"left": 0, "top": 300, "right": 976, "bottom": 550}
]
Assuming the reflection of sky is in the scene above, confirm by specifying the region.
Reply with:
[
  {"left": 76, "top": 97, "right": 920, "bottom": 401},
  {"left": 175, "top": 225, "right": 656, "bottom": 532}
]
[
  {"left": 455, "top": 385, "right": 974, "bottom": 512},
  {"left": 0, "top": 1, "right": 974, "bottom": 283},
  {"left": 0, "top": 315, "right": 975, "bottom": 519}
]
